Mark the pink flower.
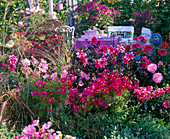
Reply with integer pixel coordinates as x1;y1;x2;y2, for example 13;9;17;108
153;73;163;83
38;62;48;73
99;58;107;68
142;45;153;54
163;100;169;108
70;74;76;81
147;63;157;73
76;50;87;59
144;91;151;99
25;68;30;74
8;63;16;71
158;49;167;56
51;73;57;80
42;121;52;130
78;80;84;86
23;125;36;137
9;55;17;64
21;58;31;67
158;61;163;67
2;63;6;67
127;52;134;60
61;70;68;78
62;64;70;69
157;88;165;96
137;36;147;44
43;74;50;79
131;42;141;49
117;44;125;53
91;36;97;44
32;119;39;126
80;71;87;78
146;85;153;91
47;98;54;103
166;85;170;93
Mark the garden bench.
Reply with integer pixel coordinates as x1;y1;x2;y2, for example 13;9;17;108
108;26;134;44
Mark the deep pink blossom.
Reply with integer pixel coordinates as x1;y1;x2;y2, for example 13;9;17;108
158;49;167;56
163;100;169;108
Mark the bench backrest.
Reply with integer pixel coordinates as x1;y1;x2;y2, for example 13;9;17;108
108;26;134;44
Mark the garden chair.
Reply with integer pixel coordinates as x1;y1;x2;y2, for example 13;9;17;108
108;26;134;44
55;25;75;47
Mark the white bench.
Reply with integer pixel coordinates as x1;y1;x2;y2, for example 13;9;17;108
108;26;134;44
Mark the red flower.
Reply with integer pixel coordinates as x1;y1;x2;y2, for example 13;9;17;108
142;45;153;54
125;45;130;52
165;35;169;39
91;36;97;44
158;49;167;56
160;42;169;48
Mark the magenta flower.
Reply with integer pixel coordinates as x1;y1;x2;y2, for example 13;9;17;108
47;98;54;103
2;63;6;67
9;55;17;64
147;63;157;73
8;63;16;71
153;73;163;83
144;91;151;99
163;100;169;108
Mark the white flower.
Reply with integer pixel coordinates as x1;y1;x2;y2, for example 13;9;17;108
4;40;15;48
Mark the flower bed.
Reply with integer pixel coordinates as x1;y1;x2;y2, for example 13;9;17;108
0;3;169;139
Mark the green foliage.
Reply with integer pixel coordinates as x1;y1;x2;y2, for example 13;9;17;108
103;0;169;38
105;116;169;139
0;0;26;37
0;124;20;138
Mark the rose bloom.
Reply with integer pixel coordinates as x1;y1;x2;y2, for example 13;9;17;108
153;73;163;83
142;45;153;54
163;100;169;108
158;49;167;56
147;63;157;73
